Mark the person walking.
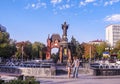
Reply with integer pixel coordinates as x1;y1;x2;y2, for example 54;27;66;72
72;56;80;78
66;59;72;78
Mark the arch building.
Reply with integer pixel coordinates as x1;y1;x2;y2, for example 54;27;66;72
46;22;71;63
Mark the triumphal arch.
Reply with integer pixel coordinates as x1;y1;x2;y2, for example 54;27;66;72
46;22;71;63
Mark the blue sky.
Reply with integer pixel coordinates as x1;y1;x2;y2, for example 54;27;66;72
0;0;120;44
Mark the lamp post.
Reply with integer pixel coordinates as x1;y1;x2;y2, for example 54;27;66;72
21;45;24;62
89;45;92;63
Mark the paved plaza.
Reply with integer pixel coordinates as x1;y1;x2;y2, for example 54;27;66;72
1;73;120;84
36;74;120;84
38;78;120;84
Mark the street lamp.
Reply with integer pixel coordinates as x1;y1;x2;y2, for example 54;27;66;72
89;45;92;63
21;46;24;62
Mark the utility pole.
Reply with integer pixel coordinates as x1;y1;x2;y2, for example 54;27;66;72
89;45;91;63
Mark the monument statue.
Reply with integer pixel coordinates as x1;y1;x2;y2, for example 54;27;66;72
62;22;68;41
62;22;68;36
46;22;71;63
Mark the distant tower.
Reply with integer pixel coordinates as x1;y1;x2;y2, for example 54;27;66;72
62;22;68;42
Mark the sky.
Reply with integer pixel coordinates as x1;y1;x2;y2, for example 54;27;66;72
0;0;120;45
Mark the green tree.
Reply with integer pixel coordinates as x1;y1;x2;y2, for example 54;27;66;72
114;40;120;60
15;42;25;60
117;50;120;60
95;42;107;59
82;43;91;60
113;40;120;54
0;25;16;59
115;40;120;49
32;42;45;60
0;31;9;43
76;42;84;59
69;36;84;59
23;41;32;60
15;41;33;61
70;36;76;55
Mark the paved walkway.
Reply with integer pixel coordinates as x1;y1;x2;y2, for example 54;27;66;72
1;71;120;84
36;74;120;84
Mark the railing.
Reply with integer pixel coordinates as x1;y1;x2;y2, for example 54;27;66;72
91;61;120;76
0;62;56;77
91;63;120;69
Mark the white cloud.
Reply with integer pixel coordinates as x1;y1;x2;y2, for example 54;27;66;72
51;0;62;4
104;2;109;6
104;0;120;6
104;14;120;22
80;1;86;6
80;0;96;6
59;4;70;10
65;4;70;8
32;4;35;8
85;0;95;3
35;2;46;9
25;1;47;9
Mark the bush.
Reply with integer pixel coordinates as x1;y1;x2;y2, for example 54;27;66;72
1;77;40;84
0;79;4;84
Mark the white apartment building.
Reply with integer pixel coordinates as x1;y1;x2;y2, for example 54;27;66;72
106;24;120;47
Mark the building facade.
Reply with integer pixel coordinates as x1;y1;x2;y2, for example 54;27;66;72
106;24;120;47
88;39;104;45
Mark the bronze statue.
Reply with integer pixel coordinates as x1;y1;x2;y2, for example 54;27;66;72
62;22;68;36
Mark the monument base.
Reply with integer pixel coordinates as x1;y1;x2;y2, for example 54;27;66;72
0;65;56;77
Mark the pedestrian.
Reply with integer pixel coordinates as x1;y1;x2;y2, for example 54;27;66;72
66;59;72;78
72;56;80;78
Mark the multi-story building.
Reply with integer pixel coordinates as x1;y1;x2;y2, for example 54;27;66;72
106;24;120;47
88;39;104;45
